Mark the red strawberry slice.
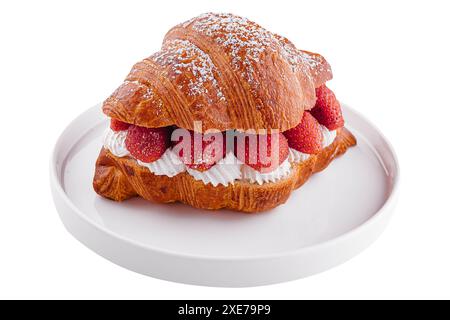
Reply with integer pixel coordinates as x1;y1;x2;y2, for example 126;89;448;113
110;118;131;132
234;132;289;173
311;85;344;130
125;125;170;163
174;130;226;172
284;111;322;154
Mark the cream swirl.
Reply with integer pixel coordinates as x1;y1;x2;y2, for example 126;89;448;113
320;125;337;148
137;149;186;177
288;127;337;163
103;126;301;186
186;152;242;187
103;129;129;157
241;158;292;185
288;148;311;163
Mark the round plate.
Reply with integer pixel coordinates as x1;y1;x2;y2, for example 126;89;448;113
50;104;399;287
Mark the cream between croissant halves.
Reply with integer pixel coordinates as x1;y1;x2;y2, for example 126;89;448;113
93;13;357;213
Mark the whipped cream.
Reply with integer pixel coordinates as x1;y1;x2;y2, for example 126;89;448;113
320;125;337;148
103;124;320;186
186;152;242;187
138;149;186;177
241;158;292;185
103;129;129;157
288;148;311;163
287;126;337;164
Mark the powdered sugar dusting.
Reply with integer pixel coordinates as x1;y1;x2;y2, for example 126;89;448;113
189;13;323;84
123;80;164;115
141;83;155;100
274;34;318;73
151;39;225;103
191;13;273;85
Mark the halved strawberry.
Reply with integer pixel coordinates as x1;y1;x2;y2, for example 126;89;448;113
311;85;344;130
174;130;226;171
125;125;170;163
284;111;322;154
234;132;289;173
110;118;131;132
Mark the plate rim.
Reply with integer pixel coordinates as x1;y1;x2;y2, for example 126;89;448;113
50;103;400;262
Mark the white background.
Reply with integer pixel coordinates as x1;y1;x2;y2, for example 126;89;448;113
1;0;449;299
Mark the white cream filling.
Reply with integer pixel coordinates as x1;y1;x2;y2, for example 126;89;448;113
103;129;129;157
241;158;292;185
320;125;337;148
287;126;337;164
137;149;186;177
288;148;311;163
104;128;186;177
103;124;338;186
186;152;242;187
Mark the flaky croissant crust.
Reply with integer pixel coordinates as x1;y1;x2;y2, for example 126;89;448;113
102;13;332;132
93;128;356;213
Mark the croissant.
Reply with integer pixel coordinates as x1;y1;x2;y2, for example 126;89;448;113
93;13;356;213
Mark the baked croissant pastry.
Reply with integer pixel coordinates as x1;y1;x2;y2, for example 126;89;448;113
93;13;357;213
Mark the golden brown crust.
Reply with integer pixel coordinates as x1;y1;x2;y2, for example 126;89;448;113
102;13;332;132
93;128;356;213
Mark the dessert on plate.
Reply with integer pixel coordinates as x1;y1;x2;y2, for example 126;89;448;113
93;13;356;213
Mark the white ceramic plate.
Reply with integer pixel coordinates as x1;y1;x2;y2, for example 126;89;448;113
50;104;399;287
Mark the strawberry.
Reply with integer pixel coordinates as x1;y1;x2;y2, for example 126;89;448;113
311;85;344;130
284;111;322;154
110;118;131;131
125;125;170;162
234;132;289;173
174;130;226;171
